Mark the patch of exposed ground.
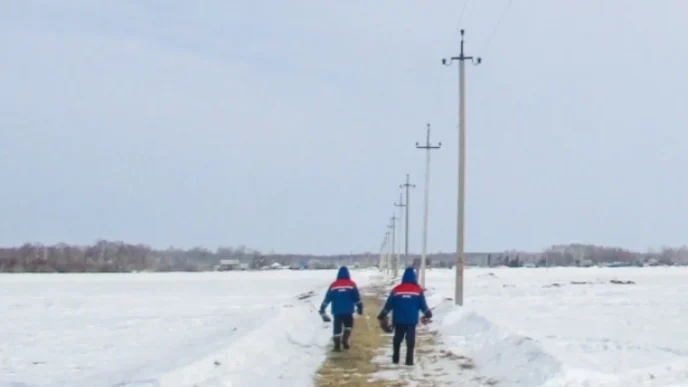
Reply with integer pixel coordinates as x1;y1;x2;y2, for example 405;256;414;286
314;285;406;386
371;325;497;386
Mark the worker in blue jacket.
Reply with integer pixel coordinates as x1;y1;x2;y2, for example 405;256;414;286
377;267;432;365
319;266;363;351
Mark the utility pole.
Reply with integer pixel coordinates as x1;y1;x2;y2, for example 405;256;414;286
399;174;415;261
386;230;393;276
388;215;397;278
394;193;405;274
384;231;390;275
416;123;441;288
379;232;388;273
442;29;481;306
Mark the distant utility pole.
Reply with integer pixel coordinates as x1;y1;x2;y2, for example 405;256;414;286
384;231;390;274
400;174;415;261
379;232;387;273
387;230;393;276
442;29;481;306
388;215;397;278
394;193;406;275
416;123;441;288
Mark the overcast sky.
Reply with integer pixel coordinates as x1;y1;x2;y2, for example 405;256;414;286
1;1;687;254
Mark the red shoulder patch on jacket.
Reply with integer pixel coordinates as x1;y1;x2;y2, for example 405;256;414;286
392;283;422;296
330;279;356;291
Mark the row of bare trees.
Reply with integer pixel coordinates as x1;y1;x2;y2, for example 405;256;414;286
1;241;687;273
0;241;372;273
0;241;265;273
538;244;688;266
399;244;688;268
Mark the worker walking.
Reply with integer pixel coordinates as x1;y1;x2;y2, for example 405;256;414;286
377;267;432;365
319;266;363;351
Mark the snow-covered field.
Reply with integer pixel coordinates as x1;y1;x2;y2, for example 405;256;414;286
0;269;377;387
425;267;688;387
3;267;687;387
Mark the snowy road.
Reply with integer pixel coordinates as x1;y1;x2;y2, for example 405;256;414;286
0;269;376;387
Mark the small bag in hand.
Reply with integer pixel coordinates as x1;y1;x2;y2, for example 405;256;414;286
378;315;394;333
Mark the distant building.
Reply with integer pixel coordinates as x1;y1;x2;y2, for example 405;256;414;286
411;257;432;269
307;259;325;269
270;262;289;270
216;259;241;271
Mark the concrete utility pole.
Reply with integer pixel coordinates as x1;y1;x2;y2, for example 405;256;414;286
442;29;481;306
394;193;405;275
416;123;441;288
377;233;387;271
384;231;390;275
379;232;388;273
387;230;393;276
388;215;397;278
399;174;415;261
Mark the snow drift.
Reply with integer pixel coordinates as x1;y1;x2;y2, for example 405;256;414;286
423;267;688;387
427;293;562;386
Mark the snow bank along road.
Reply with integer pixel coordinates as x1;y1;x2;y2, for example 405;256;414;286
425;267;688;387
0;269;377;387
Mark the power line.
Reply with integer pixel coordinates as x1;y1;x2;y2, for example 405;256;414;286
457;0;471;28
482;0;514;52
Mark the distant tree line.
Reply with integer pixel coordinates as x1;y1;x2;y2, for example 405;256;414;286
0;241;374;273
0;241;261;273
1;241;687;273
535;244;688;267
425;244;688;267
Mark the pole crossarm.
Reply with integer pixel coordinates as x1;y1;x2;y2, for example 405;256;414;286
441;30;482;67
416;123;442;150
394;194;406;209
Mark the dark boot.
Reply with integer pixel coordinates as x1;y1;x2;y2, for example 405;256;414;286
405;325;416;366
392;350;400;364
392;324;405;364
405;338;415;365
342;329;351;350
332;336;341;352
405;351;414;366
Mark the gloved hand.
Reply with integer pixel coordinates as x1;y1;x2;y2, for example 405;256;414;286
376;312;387;321
319;310;331;322
356;304;363;315
420;316;431;325
378;315;394;333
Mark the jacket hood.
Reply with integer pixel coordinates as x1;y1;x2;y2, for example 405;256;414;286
401;267;417;284
336;266;350;280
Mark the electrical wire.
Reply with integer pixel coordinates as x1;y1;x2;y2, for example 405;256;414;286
482;0;514;52
457;0;470;28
